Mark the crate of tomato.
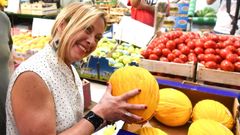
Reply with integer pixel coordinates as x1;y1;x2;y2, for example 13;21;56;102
139;31;201;79
195;33;240;88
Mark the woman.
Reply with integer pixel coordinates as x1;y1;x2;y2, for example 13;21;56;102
6;3;146;135
0;1;12;135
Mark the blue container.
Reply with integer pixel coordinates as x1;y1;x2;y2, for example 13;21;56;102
117;129;137;135
157;78;240;99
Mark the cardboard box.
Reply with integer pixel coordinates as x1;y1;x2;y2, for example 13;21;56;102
120;83;240;135
169;3;189;15
74;56;99;81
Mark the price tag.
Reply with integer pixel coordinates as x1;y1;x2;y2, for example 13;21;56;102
32;18;55;36
114;16;154;48
4;0;20;13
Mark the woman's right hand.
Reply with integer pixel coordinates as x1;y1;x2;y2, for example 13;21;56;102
91;83;147;124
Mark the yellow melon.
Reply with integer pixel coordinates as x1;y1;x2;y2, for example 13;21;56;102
188;119;233;135
137;127;168;135
109;66;159;123
192;99;234;129
154;88;192;126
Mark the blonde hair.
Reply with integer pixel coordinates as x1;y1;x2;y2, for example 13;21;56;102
0;0;6;7
50;2;106;62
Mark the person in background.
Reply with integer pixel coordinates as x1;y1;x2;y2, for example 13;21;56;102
6;2;147;135
128;0;157;26
207;0;240;35
0;0;12;134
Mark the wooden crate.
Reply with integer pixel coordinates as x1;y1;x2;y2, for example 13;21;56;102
139;59;196;79
197;65;240;87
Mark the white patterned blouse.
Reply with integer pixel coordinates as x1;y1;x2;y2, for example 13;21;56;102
6;45;84;135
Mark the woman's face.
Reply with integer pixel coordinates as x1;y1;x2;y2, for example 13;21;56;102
68;17;105;64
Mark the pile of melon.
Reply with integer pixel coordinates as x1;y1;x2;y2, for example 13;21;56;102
109;66;235;135
154;88;234;135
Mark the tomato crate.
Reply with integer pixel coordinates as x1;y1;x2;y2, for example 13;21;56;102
139;59;196;80
196;64;240;90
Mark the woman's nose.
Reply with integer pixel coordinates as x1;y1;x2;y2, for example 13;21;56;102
87;35;97;49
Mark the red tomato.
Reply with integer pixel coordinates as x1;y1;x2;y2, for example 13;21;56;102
209;34;219;42
234;62;240;72
179;54;188;63
204;54;216;62
220;60;235;71
218;35;229;42
149;54;159;60
152;47;162;56
201;36;209;43
141;49;151;59
177;43;186;50
226;53;238;63
173;58;184;63
228;36;236;42
164;33;174;40
216;42;223;49
179;35;188;42
223;40;234;47
180;46;191;55
156;43;166;50
205;61;218;69
167;53;176;61
162;48;171;57
172;49;182;57
195;39;204;48
225;45;236;53
204;48;216;54
200;61;205;65
187;41;195;49
215;48;220;54
215;55;222;64
147;43;156;50
158;37;168;44
175;31;183;37
237;48;240;55
237;56;240;62
166;40;176;50
220;49;232;59
204;40;216;49
188;55;198;62
234;40;240;48
174;38;183;45
188;52;197;57
159;57;169;62
185;38;191;44
194;47;204;55
197;54;205;61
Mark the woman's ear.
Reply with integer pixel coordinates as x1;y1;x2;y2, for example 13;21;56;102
58;20;67;33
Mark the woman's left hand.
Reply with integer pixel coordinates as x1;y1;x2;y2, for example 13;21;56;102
91;83;147;124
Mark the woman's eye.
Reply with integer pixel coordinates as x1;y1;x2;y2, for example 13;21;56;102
95;35;103;42
85;26;93;34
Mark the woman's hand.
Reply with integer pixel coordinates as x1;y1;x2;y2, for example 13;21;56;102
91;83;147;124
